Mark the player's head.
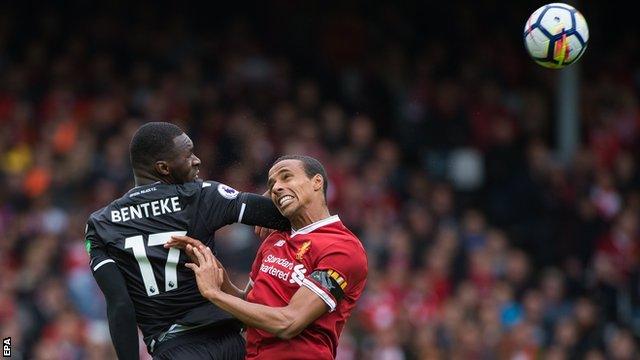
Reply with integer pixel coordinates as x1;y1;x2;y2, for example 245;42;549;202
130;122;201;184
267;155;328;218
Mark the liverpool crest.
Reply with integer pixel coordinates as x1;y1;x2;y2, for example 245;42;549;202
296;241;311;260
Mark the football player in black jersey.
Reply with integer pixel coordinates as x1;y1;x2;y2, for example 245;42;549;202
86;122;289;359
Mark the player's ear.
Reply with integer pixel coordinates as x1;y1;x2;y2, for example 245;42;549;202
312;174;323;193
155;160;171;176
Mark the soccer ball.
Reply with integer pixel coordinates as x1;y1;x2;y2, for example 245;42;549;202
523;3;589;69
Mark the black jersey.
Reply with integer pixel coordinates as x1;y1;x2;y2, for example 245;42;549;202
85;180;285;349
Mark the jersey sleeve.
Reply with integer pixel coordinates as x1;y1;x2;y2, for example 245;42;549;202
302;239;368;312
197;181;289;231
87;218;139;359
86;219;116;273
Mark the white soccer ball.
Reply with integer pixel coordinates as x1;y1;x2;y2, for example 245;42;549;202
523;3;589;69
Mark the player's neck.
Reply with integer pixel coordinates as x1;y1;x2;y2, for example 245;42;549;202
290;205;331;231
134;173;164;187
133;168;173;187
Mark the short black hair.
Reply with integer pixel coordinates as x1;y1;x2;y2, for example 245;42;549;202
273;155;328;198
130;122;184;169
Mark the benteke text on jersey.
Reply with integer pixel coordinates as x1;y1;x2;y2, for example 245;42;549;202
111;197;182;222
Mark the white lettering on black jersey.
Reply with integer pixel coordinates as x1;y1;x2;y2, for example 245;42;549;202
110;196;182;222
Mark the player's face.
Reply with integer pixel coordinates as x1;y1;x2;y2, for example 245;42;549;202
168;133;201;183
267;160;319;218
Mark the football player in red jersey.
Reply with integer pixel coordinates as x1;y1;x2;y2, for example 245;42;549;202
167;155;368;359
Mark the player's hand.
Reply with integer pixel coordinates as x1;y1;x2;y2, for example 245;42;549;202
185;246;225;300
165;235;207;265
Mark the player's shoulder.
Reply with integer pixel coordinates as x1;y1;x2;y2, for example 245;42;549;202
334;226;366;258
184;180;242;200
85;200;118;241
323;221;368;272
145;180;229;202
87;200;117;224
309;218;365;252
182;180;217;190
320;219;362;243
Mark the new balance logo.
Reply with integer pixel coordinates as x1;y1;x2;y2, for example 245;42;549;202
274;240;286;247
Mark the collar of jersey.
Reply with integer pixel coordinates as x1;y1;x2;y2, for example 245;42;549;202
290;215;340;238
130;181;161;190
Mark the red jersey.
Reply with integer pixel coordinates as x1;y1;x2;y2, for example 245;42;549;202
246;215;368;359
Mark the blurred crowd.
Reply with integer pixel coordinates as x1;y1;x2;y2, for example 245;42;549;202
1;2;639;359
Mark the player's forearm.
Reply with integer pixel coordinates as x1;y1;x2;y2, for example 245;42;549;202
220;274;246;299
106;301;140;360
205;290;294;338
239;193;290;231
93;264;140;360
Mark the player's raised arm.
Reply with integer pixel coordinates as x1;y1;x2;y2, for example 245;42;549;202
198;181;290;231
86;222;139;360
236;192;290;230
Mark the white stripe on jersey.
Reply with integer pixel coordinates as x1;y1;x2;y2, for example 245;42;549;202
291;215;340;238
238;202;247;223
93;259;116;272
302;278;337;312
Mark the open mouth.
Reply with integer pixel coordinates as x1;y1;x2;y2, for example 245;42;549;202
278;195;295;209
